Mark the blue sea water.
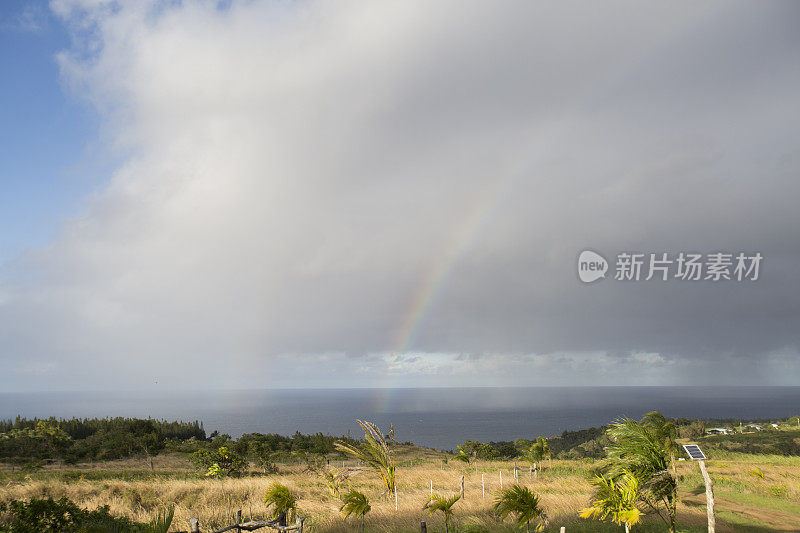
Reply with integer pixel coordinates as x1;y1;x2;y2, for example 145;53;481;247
1;387;798;450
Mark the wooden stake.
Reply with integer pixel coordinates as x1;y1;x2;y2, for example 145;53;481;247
430;479;433;495
481;473;485;499
395;486;398;511
460;475;465;498
698;460;715;533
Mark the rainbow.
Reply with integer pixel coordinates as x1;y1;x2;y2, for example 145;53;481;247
381;6;718;401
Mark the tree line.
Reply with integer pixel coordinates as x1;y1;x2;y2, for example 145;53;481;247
0;416;356;467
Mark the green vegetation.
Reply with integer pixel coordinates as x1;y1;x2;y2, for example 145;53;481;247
335;420;397;497
701;428;800;455
493;485;548;532
524;437;551;463
0;497;173;532
580;473;641;532
191;446;246;478
605;414;678;532
0;417;198;465
423;493;461;533
339;489;370;532
0;416;357;473
263;482;298;526
3;414;800;531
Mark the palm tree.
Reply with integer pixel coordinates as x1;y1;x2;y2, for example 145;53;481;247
525;437;551;464
607;416;677;533
424;493;461;533
340;489;371;532
264;482;297;526
580;472;641;532
335;420;396;497
493;484;548;532
641;411;678;478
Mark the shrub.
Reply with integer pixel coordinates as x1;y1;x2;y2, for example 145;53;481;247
0;497;135;532
191;446;246;478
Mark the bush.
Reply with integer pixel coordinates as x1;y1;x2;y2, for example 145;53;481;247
191;446;246;478
0;497;136;532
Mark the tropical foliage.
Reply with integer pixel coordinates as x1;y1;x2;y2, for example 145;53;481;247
335;420;396;496
525;437;551;463
580;472;641;532
605;413;678;532
339;489;370;532
493;484;548;532
423;493;461;533
264;482;298;525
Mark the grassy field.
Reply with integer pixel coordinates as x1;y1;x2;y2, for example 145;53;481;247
2;446;799;532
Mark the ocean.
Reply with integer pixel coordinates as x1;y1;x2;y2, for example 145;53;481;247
1;387;798;450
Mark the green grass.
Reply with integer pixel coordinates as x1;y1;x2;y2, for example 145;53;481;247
714;510;777;532
718;489;800;516
0;469;196;483
704;451;800;465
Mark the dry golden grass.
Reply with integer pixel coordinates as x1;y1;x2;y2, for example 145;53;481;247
2;455;800;531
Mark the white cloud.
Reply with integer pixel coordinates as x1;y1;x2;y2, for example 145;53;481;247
1;0;799;390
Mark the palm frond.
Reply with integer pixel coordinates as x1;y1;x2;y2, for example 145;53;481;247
335;420;396;495
264;482;297;523
493;485;547;530
340;489;371;520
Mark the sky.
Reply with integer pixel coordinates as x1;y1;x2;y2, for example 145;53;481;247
0;0;799;391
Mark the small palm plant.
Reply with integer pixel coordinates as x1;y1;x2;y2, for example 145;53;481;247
424;493;461;533
525;437;551;464
340;489;371;532
264;482;297;526
493;484;548;532
335;420;396;497
580;472;641;532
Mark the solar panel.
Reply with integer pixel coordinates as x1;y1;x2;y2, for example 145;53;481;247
682;444;706;460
